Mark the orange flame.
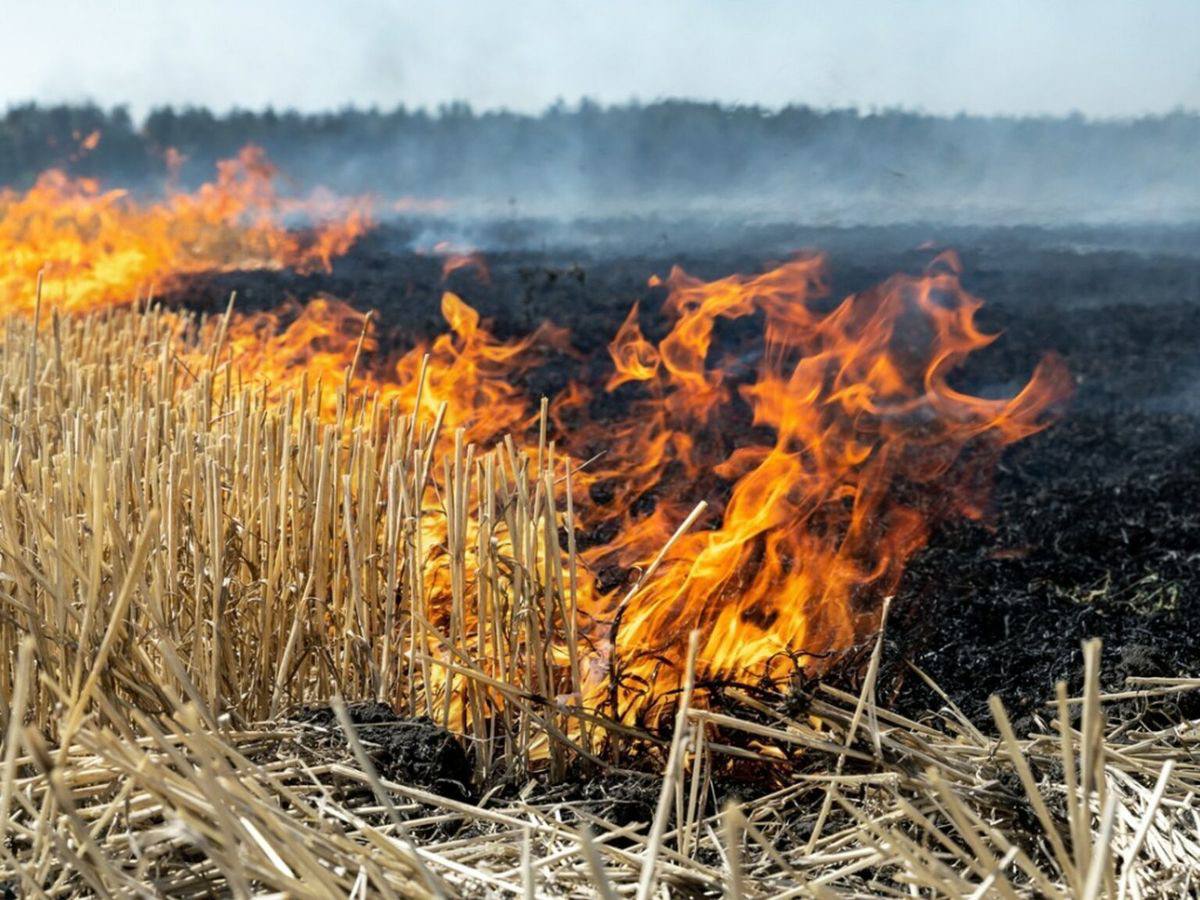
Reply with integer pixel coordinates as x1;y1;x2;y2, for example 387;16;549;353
569;252;1070;718
217;289;570;438
0;155;1071;725
0;145;370;316
432;241;492;284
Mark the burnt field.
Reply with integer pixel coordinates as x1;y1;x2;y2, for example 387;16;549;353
177;220;1200;725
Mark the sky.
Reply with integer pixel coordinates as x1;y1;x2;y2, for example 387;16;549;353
2;1;1198;119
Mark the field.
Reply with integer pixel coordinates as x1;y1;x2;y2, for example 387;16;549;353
0;205;1197;895
183;220;1200;722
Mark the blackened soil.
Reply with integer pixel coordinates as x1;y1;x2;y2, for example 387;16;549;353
890;411;1200;723
295;702;473;802
177;221;1200;726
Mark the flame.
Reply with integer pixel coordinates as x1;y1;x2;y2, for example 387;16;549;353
216;289;570;438
570;251;1071;718
67;129;102;163
432;241;492;284
209;250;1069;724
0;145;369;316
605;302;660;391
0;154;1071;726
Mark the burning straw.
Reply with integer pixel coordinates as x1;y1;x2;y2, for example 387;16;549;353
0;301;1193;896
0;152;1077;723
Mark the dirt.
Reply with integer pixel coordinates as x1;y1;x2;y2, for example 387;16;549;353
174;220;1200;734
888;413;1200;715
294;702;474;802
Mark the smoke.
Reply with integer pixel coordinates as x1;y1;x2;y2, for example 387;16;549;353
3;101;1200;230
1;2;1197;229
163;103;1200;228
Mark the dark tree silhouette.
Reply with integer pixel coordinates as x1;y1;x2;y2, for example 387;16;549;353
2;100;1196;220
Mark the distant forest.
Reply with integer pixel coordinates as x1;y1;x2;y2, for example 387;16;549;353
2;101;1198;222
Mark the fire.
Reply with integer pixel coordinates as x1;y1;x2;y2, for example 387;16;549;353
385;292;568;440
215;290;569;435
0;145;369;316
569;252;1070;718
218;249;1067;724
0;154;1071;727
432;241;492;284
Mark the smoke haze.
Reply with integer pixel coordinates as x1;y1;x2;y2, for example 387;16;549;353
4;102;1199;226
2;2;1197;226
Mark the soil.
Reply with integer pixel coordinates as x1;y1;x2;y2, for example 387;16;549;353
175;220;1200;733
294;702;474;802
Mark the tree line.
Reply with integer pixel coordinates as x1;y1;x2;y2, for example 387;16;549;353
2;100;1196;218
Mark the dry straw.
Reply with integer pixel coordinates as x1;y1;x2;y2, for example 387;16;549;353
0;305;1195;896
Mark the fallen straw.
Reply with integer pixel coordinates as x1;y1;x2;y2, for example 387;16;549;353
0;304;1195;896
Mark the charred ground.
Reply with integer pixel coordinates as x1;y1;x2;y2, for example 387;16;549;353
175;221;1200;725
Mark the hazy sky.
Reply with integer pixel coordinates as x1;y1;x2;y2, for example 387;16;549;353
3;1;1198;118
